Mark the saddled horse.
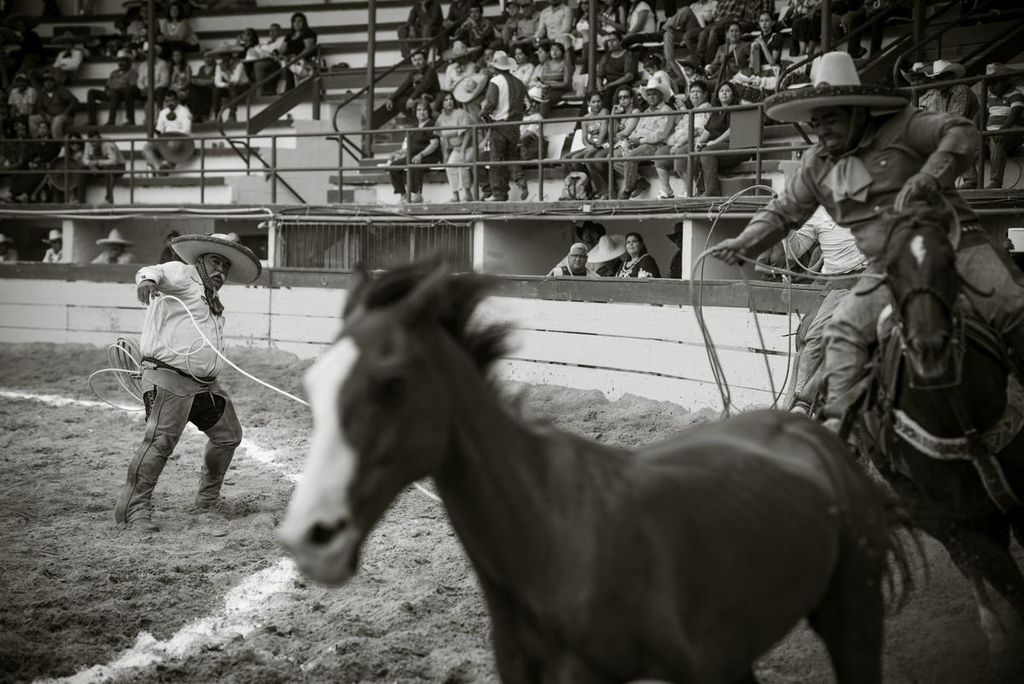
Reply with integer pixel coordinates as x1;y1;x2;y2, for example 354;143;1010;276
854;205;1024;679
278;259;913;683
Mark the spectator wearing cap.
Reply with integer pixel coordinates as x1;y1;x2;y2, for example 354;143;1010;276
587;233;627;277
435;91;473;202
914;59;979;190
533;40;571;116
41;228;62;263
158;1;200;54
509;86;546;201
667;223;683;279
87;51;138;126
601;78;674;200
548;242;599;276
92;228;135;264
984;63;1023;190
213;47;248;121
137;49;171;107
0;233;18;262
50;32;87;85
142;90;193;174
82;131;125;204
455;3;496;50
663;1;712;68
595;31;636;111
29;70;77;139
397;0;443;61
8;72;37;117
480;49;528;202
534;0;572;50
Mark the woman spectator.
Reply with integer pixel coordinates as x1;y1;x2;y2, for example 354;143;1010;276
511;45;536;87
158;2;200;54
705;23;750;85
562;91;608;182
387;99;441;203
782;0;828;58
534;40;572;116
190;51;217;122
168;48;191;104
617;232;660;277
82;131;125;204
654;79;711;198
595;31;636;110
589;85;639;198
435;91;473;202
247;23;286;95
236;28;260;82
11;118;60;203
621;0;657;48
693;81;749;196
750;11;785;72
281;12;317;90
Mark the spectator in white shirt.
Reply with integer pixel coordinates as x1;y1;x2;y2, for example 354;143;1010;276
136;51;170;106
247;23;286;95
214;50;249;121
50;32;86;85
143;91;194;174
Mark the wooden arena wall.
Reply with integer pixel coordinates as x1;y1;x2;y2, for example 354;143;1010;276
0;266;822;410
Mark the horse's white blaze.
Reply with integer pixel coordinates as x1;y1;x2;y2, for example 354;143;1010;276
281;338;361;543
910;234;927;267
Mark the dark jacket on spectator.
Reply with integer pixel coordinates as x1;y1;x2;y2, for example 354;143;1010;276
446;0;474;25
390;65;440;108
35;86;78;117
407;0;443;30
107;67;139;91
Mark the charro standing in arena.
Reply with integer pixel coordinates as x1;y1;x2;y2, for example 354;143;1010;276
114;233;262;532
712;52;1024;428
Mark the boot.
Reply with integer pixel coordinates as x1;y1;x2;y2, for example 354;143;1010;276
194;438;235;509
114;445;169;530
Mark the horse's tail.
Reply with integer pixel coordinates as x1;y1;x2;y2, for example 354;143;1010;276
878;494;925;615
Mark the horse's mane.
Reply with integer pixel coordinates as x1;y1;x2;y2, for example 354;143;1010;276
344;257;510;373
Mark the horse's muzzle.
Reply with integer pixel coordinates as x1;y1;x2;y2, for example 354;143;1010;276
905;334;954;384
277;518;362;586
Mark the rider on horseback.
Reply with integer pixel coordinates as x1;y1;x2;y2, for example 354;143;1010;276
713;52;1024;427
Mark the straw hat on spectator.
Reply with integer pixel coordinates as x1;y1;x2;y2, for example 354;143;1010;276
442;40;480;62
764;51;907;123
587;234;627;264
42;229;62;244
643;76;672;101
96;228;134;247
488;50;517;72
171;233;262;283
925;59;965;79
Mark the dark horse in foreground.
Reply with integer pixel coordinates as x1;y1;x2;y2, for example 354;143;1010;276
853;206;1024;680
278;260;912;683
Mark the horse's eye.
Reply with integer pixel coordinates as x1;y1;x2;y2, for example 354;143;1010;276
371;375;405;404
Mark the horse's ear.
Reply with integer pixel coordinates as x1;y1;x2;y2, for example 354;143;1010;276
395;259;450;323
342;265;372;319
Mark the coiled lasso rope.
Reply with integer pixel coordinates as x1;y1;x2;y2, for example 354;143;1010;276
91;293;441;503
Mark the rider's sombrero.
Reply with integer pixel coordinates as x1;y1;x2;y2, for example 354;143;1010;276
171;232;262;283
155;131;196;164
764;51;908;123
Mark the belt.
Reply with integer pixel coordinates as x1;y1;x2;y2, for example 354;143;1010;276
142;356;216;385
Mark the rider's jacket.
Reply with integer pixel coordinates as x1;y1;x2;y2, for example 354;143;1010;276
739;104;981;260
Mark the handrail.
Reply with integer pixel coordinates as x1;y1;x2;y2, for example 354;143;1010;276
958;12;1024;73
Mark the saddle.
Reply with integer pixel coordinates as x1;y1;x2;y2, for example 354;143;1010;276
859;315;1024;513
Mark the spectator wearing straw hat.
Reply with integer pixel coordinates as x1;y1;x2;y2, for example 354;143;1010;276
50;31;86;85
92;228;135;264
912;59;980;190
116;232;262;532
29;69;77;140
41;228;62;263
587;233;627;277
983;63;1023;190
480;49;528;202
143;90;194;175
86;50;138;126
0;233;18;262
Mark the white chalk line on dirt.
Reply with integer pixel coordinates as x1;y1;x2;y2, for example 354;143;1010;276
36;558;300;684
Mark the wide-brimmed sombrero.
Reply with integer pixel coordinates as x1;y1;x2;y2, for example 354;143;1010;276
156;131;196;164
587;234;627;264
453;72;488;103
172;233;262;283
441;40;480;62
96;228;134;246
764;52;907;123
42;228;62;244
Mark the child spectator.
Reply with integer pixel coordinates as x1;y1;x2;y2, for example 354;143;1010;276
509;86;546;200
435;92;473;202
29;70;77;139
563;91;608;196
639;54;674;98
8;72;37;118
190;51;217;121
82;131;125;204
397;0;443;61
214;47;248;121
142;91;193;174
87;51;138;126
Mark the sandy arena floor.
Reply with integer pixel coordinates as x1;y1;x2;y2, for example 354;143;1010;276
0;343;1017;683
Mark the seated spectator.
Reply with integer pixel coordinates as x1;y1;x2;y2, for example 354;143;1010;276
750;11;784;72
621;0;657;49
639;54;674;98
143;91;194;174
456;4;496;50
586;233;627;276
124;5;149;52
377;51;440;128
189;51;217;121
441;0;475;57
45;133;87;204
87;51;138;126
435;91;473;202
7;14;43;78
386;99;441;203
442;41;480;91
603;78;674;199
705;23;750;83
8;72;37;118
50;32;87;85
618;232;660;277
568;0;592;56
0;119;30;189
11;118;61;203
666;222;683;278
213;47;248;121
663;0;714;68
92;228;135;264
137;49;170;107
655;79;711;198
563;91;609;192
398;0;443;61
41;229;62;263
595;31;636;110
511;45;537;86
158;230;182;262
533;40;572;115
698;0;764;65
694;81;750;196
547;242;598;276
29;70;76;140
168;48;191;104
534;0;572;50
83;131;125;204
914;59;979;189
237;27;260;64
247;23;286;94
984;63;1023;190
588;86;639;197
510;86;546;200
0;234;18;262
158;2;200;54
506;0;539;50
281;12;317;90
